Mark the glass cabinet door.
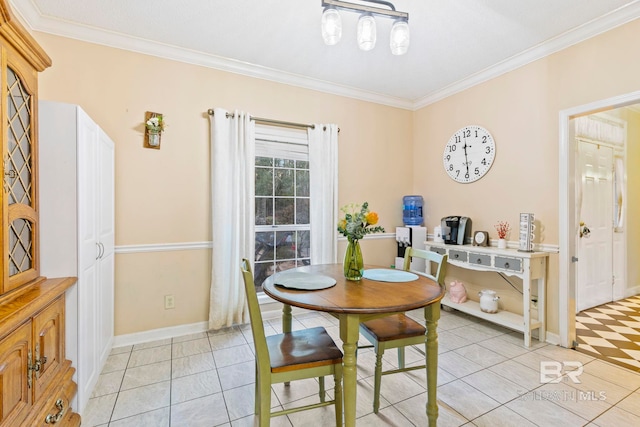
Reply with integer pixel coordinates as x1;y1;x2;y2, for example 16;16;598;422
2;65;39;292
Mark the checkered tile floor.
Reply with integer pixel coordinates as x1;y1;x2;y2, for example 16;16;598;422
576;295;640;371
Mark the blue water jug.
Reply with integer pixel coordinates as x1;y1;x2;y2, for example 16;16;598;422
403;195;423;226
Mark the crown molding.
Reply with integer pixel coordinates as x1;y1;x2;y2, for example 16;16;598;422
10;0;414;110
413;1;640;109
11;0;640;112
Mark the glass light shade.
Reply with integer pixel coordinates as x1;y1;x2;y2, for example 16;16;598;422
357;13;376;51
390;19;410;55
321;7;342;45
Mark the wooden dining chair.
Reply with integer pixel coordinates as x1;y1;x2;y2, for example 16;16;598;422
358;247;448;413
240;259;344;426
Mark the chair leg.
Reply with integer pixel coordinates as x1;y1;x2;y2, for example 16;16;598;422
254;363;259;415
373;350;384;413
258;378;271;426
334;367;343;427
319;376;326;402
398;347;406;369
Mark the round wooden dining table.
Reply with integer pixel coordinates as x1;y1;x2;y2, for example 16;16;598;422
263;264;444;427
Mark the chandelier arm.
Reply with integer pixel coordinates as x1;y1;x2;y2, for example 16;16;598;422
322;0;408;20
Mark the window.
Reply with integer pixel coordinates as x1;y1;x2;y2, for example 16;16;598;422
254;125;311;292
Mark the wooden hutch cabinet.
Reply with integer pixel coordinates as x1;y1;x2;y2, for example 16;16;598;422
0;1;80;426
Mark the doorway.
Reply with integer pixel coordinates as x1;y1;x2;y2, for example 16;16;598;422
574;113;626;313
559;90;640;349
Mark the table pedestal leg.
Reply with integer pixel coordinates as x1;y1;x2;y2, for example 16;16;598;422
339;314;360;427
425;303;440;427
282;304;292;333
283;304;292;387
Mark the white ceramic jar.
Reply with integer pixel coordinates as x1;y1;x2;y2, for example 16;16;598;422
478;289;499;313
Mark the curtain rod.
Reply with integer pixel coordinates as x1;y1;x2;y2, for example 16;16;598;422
207;109;315;130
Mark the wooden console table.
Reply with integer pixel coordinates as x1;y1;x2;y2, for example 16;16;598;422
426;241;549;347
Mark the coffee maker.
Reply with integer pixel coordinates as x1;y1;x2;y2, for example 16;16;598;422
441;216;472;245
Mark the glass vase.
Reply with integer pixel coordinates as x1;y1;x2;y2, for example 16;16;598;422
344;238;363;281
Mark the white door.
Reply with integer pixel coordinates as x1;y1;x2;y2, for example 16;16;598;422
76;107;100;408
576;140;614;312
97;128;115;366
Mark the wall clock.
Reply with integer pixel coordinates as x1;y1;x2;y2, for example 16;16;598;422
443;125;496;183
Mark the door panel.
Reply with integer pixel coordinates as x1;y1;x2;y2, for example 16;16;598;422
577;141;613;312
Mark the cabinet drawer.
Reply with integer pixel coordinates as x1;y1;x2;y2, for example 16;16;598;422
495;256;522;272
430;246;446;255
448;250;468;262
469;253;491;267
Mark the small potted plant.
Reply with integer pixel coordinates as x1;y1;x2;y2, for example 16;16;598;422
495;221;510;249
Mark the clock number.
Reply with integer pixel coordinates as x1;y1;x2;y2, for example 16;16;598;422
481;158;487;165
482;136;487;143
448;145;457;152
465;172;470;179
464;130;471;138
455;170;460;177
445;154;451;161
485;146;491;154
474;167;480;175
449;164;454;171
455;135;461;143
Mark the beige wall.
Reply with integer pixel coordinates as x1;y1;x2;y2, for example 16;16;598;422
33;17;640;338
623;108;640;290
414;19;640;333
35;33;411;335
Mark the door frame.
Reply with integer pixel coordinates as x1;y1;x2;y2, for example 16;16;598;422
559;90;638;348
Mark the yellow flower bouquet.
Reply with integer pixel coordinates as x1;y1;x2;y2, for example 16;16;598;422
337;202;385;280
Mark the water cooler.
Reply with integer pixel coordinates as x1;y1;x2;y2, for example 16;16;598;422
396;195;427;271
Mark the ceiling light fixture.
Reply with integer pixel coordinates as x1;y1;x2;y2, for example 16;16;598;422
321;0;410;55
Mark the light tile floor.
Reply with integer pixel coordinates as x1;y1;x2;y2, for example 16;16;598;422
83;308;640;426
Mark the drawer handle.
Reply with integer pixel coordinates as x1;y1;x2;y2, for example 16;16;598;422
45;399;65;424
504;262;510;268
454;254;459;259
476;258;482;264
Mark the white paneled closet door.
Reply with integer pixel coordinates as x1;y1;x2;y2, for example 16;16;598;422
97;128;115;366
38;101;115;416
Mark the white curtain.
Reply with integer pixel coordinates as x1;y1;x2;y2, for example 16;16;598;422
309;124;339;264
208;108;254;330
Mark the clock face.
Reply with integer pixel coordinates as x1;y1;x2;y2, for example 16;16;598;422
443;125;496;183
474;232;486;244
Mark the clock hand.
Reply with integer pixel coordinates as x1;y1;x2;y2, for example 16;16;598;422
463;141;470;175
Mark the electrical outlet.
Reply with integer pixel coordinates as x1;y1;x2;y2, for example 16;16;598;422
164;295;175;309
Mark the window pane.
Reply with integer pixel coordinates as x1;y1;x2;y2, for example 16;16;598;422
296;170;309;197
274;169;294;196
275;231;296;260
255;232;275;261
275;198;294;225
296;160;309;169
255;167;273;197
255;198;273;225
256;156;273;167
275;158;294;168
254;261;273;291
296;198;309;224
297;230;310;259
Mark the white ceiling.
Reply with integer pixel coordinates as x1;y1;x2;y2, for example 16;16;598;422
10;0;640;109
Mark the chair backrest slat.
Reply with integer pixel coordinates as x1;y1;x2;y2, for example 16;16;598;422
402;247;448;286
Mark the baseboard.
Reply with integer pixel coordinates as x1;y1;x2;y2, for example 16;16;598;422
112;304;311;348
113;321;209;348
545;331;561;346
624;285;640;299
